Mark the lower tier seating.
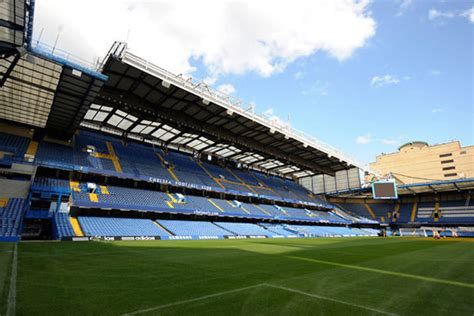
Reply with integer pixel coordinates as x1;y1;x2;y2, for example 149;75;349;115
62;215;379;239
259;223;298;236
53;212;75;239
157;220;232;237
214;222;276;237
0;198;26;237
78;216;166;237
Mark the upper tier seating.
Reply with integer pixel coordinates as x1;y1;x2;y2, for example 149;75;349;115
0;133;29;159
0;198;26;237
17;129;317;203
78;216;166;237
214;222;275;236
396;203;413;223
36;142;74;167
157;220;232;237
369;203;394;222
336;203;375;220
32;177;70;193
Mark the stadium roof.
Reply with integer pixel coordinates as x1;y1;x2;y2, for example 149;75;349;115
84;42;365;178
0;0;107;139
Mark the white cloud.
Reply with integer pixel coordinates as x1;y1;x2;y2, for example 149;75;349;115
396;0;413;16
429;9;455;20
370;74;400;87
293;71;304;80
461;7;474;23
379;135;405;145
380;138;399;145
428;70;441;76
301;80;329;96
356;134;404;145
432;107;443;113
429;7;474;23
356;134;372;144
263;107;274;117
34;0;376;78
262;107;290;127
217;83;236;95
399;0;413;10
203;76;218;85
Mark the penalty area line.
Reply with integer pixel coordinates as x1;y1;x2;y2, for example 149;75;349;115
263;283;397;315
122;283;266;315
123;282;397;316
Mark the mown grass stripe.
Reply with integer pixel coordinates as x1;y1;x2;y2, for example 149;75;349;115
122;284;266;315
123;282;397;316
265;284;397;315
287;256;474;289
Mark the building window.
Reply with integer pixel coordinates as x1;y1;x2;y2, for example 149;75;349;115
444;173;457;177
439;153;452;158
440;159;454;164
442;166;456;171
460;151;467;155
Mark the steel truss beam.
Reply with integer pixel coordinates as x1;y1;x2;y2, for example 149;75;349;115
97;87;336;175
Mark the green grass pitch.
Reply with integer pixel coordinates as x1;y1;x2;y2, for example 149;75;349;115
1;237;473;315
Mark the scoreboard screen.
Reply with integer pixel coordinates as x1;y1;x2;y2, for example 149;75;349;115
372;181;398;199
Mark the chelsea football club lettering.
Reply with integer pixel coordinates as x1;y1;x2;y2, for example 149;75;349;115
194;210;219;216
148;177;213;191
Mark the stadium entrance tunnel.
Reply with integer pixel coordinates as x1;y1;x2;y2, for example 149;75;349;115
20;218;52;240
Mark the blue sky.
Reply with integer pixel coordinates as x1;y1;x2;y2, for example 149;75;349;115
193;1;474;163
35;0;473;164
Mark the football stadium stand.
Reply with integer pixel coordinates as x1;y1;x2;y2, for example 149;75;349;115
69;181;349;224
336;195;474;225
0;17;471;242
31;129;326;205
2;121;474;241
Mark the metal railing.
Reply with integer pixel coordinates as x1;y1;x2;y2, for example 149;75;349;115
30;40;98;71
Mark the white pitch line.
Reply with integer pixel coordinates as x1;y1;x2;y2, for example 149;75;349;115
264;284;397;315
122;284;266;315
7;243;18;316
123;282;397;316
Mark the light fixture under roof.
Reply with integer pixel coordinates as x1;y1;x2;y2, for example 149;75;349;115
161;80;171;88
